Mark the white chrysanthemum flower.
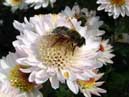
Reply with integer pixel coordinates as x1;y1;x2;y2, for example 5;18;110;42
77;73;106;97
3;0;28;12
97;39;115;65
61;4;105;39
0;80;25;97
0;80;42;97
0;52;43;97
97;0;129;19
25;0;56;9
12;14;102;94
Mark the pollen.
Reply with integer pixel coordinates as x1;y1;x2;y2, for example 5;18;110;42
9;65;35;92
78;78;96;89
63;72;69;79
111;0;125;6
37;35;76;69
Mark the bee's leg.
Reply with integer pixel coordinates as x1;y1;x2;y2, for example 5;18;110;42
64;48;67;55
50;41;58;47
64;40;69;55
64;40;71;55
50;37;63;47
72;43;76;56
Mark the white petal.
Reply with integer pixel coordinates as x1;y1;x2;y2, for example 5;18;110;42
29;71;36;82
67;80;79;94
49;76;59;89
83;91;92;97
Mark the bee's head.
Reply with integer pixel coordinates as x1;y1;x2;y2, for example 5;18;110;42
78;16;87;26
77;37;86;47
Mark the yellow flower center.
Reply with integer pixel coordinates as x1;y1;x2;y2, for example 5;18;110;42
10;0;22;6
78;78;96;89
9;65;35;92
111;0;125;6
37;35;76;69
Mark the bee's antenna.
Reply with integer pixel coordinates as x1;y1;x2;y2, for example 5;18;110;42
67;17;76;31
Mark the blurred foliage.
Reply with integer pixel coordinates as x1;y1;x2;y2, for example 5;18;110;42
0;0;129;97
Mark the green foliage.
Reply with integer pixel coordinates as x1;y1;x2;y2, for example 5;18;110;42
55;85;75;97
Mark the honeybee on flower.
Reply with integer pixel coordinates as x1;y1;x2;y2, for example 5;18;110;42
12;13;103;94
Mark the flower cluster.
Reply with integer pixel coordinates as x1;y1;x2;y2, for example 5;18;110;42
3;0;56;11
25;0;56;9
0;4;115;97
97;0;129;19
0;52;43;97
3;0;28;12
2;0;129;19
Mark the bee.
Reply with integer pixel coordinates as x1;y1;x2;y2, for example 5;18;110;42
52;26;85;47
51;26;86;55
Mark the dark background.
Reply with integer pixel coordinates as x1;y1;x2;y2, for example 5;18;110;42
0;0;129;97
